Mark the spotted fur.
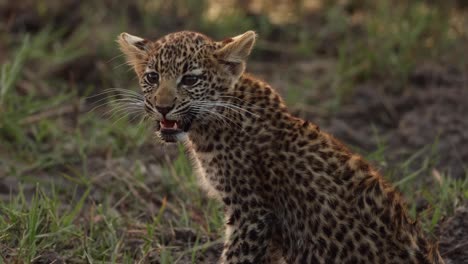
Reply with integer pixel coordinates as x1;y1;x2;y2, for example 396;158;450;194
118;30;444;264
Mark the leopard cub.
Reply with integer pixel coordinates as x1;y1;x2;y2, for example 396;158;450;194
118;30;444;264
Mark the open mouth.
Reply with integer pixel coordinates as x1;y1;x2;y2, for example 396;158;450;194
159;119;183;134
157;117;193;142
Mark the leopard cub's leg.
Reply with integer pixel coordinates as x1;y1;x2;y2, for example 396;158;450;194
220;209;276;264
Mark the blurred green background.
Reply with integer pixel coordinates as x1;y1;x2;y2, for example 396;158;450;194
0;0;467;263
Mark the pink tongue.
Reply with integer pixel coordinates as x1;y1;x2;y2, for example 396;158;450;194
161;119;176;128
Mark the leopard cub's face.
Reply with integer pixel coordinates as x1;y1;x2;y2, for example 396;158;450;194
118;31;256;142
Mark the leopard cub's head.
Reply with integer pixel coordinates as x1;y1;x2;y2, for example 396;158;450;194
118;30;256;142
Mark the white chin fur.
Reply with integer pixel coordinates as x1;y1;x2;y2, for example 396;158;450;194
175;132;189;142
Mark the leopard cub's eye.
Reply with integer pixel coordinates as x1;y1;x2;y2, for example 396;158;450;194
145;72;159;84
180;75;199;87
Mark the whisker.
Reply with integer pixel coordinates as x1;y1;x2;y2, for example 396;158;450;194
190;105;243;131
88;88;143;98
104;106;144;120
106;53;128;63
91;97;144;107
196;101;259;118
89;99;144;113
191;108;234;130
110;109;146;125
193;101;260;122
217;96;262;109
87;88;145;116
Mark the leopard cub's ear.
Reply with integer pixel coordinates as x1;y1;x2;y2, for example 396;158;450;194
117;33;151;76
215;31;256;77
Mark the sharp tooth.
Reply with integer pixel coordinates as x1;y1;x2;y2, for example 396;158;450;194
173;122;178;129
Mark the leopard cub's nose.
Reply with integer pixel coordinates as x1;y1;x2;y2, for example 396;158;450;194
155;105;174;117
